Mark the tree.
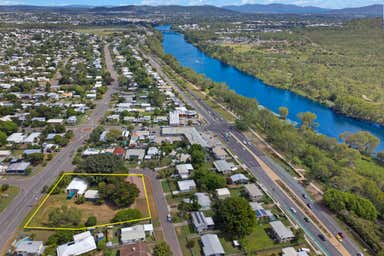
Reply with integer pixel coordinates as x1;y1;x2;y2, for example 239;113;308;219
340;131;379;155
98;178;139;208
192;168;226;191
0;131;7;146
278;106;288;120
189;144;205;167
297;112;318;129
323;189;378;221
377;151;384;165
85;216;97;227
1;184;9;192
153;242;172;256
48;206;82;227
235;118;249;131
215;197;256;238
186;239;195;249
111;209;142;222
25;153;44;165
79;154;127;173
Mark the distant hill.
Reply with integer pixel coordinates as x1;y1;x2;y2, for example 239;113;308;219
91;5;238;17
223;3;329;14
223;3;383;17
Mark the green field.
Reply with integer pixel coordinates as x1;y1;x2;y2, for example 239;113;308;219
0;186;19;213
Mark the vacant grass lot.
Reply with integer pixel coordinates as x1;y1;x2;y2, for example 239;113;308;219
0;186;19;213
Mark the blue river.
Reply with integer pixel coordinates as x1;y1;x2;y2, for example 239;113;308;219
156;25;384;152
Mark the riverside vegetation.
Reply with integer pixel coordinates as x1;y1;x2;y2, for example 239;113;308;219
181;18;384;125
146;28;384;254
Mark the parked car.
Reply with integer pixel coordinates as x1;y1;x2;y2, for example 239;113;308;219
167;214;172;223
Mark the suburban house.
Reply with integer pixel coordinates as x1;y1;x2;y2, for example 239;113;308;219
56;231;96;256
7;162;30;174
120;225;146;244
244;183;264;202
213;160;237;174
215;188;231;200
230;173;249;184
195;192;211;210
270;221;295;243
125;149;145;161
66;178;88;198
14;240;45;255
191;211;214;233
201;234;225;256
177;180;196;193
211;146;228;160
113;147;126;158
176;163;194;179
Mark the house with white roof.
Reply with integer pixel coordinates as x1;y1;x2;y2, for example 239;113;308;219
176;163;194;179
120;225;146;244
56;231;96;256
178;179;196;193
15;240;45;255
66;178;88;196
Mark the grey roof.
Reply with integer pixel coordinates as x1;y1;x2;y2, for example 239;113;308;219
191;211;214;233
201;234;225;256
15;241;45;255
8;161;30;171
161;127;208;148
120;225;145;243
244;183;263;198
195;192;211;210
213;160;235;173
270;221;295;240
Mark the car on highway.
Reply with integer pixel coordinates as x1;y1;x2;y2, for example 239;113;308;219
167;214;172;223
336;233;343;242
302;193;307;199
337;232;344;238
290;207;297;214
356;253;364;256
306;203;313;209
318;234;326;242
303;217;310;223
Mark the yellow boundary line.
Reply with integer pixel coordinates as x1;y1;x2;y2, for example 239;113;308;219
24;173;152;231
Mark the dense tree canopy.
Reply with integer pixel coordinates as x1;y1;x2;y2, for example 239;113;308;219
215;197;256;238
79;154;127;173
192;168;226;191
98;178;139;208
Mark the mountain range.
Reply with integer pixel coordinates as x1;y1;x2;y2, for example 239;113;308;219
0;3;381;17
223;3;383;16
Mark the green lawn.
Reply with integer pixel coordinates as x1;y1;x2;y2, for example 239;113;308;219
0;185;20;213
240;223;279;252
176;224;201;256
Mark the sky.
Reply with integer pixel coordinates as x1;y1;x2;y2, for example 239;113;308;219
0;0;382;9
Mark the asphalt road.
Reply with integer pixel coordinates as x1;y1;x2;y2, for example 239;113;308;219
134;168;183;256
147;54;361;256
0;44;118;253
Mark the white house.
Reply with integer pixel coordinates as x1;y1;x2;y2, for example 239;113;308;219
178;180;196;193
120;225;146;244
66;178;88;196
56;231;96;256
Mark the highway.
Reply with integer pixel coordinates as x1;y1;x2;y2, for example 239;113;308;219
147;53;362;256
0;44;119;253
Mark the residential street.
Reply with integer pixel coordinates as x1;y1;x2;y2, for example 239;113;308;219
135;168;183;256
0;44;118;253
